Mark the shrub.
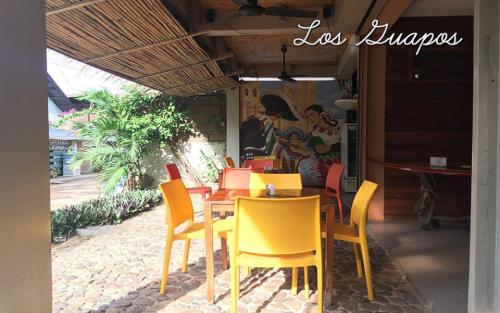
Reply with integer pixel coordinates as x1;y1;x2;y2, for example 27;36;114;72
51;189;162;242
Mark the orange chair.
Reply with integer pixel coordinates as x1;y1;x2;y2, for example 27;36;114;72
224;157;236;168
159;179;232;294
229;196;323;313
242;159;274;170
295;181;378;300
324;163;345;224
164;163;212;199
222;167;263;189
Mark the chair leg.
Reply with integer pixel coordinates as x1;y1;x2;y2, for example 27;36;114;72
236;266;241;300
182;239;190;273
231;265;238;313
317;263;323;313
360;235;374;300
291;267;298;295
337;196;344;224
304;266;309;299
160;236;174;294
353;243;363;278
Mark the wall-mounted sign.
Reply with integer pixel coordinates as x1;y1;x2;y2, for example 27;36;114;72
294;19;463;55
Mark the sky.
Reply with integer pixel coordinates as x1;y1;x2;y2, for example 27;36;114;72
46;49;137;97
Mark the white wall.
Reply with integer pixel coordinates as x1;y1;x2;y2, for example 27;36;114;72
48;97;62;122
0;2;51;312
226;87;240;166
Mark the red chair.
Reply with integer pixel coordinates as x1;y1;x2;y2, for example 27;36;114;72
222;167;263;189
242;159;274;170
324;163;345;224
164;163;212;199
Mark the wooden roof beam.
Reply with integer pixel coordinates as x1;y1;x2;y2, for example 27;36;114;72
136;52;234;81
46;0;108;16
85;31;208;63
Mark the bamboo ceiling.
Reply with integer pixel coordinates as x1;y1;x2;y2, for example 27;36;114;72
45;0;238;96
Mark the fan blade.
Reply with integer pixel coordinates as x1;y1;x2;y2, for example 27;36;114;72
231;0;251;6
289;74;308;78
264;7;318;18
279;72;296;82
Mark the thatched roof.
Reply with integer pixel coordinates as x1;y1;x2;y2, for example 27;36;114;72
45;0;238;96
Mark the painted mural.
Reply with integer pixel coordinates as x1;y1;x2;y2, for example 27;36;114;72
239;81;351;186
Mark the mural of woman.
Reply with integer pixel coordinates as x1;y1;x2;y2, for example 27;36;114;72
303;104;342;177
240;92;301;158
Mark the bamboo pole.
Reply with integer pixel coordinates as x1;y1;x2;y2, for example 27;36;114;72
46;0;108;16
136;53;233;81
86;31;208;63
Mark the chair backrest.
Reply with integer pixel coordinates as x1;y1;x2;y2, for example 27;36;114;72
350;180;378;228
243;159;274;169
222;167;263;189
325;163;345;192
224;157;236;168
249;173;302;189
164;163;181;180
159;179;194;231
234;196;321;255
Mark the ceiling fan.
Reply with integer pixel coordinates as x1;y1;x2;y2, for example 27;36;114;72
231;0;318;18
278;44;307;82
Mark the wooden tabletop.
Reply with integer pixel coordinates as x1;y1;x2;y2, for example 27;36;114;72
370;159;471;176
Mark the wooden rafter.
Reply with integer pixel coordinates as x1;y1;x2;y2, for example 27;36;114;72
46;0;108;16
136;53;234;81
85;31;208;63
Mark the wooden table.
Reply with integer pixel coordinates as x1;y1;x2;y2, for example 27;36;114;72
203;188;335;307
377;161;471;229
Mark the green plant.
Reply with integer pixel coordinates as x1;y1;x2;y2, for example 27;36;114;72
51;189;162;241
56;87;196;193
49;167;60;178
200;150;220;183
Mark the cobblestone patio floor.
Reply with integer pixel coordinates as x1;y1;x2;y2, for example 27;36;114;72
52;197;430;313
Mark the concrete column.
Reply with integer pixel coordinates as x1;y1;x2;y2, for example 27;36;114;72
226;87;240;166
469;0;500;312
0;2;51;312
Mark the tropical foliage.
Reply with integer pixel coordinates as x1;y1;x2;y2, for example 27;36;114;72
51;189;162;242
57;87;196;193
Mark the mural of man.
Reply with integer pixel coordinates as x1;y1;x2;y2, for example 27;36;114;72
240;92;301;157
303;104;342;177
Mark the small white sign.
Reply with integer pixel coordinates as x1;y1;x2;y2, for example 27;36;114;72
430;157;447;167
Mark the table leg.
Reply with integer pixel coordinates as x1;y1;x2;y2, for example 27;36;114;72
220;212;228;270
204;202;215;304
324;203;335;307
414;173;438;229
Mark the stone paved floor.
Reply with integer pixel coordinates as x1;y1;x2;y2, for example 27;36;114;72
52;196;430;313
50;174;100;210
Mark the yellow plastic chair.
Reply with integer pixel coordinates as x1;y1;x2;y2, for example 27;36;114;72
224;156;236;168
159;179;232;294
249;173;302;189
249;172;303;289
295;180;378;300
229;196;323;313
